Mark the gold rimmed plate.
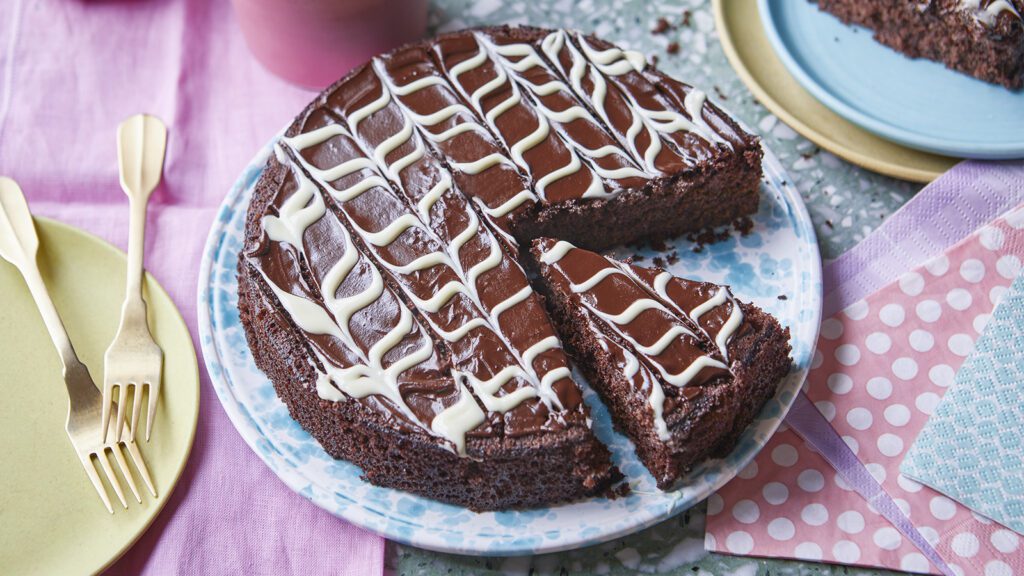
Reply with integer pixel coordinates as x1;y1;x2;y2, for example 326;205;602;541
713;0;958;183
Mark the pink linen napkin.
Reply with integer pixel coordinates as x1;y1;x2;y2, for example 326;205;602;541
0;0;384;574
706;204;1024;574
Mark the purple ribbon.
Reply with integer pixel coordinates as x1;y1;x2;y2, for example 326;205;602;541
781;160;1024;575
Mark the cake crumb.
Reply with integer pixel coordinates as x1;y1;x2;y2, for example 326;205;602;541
650;54;660;67
652;17;671;34
649;239;669;252
682;9;692;27
686;227;731;252
667;251;680;265
632;253;646;262
778;294;788;300
666;41;680;55
652;256;668;268
800;147;821;160
734;216;754;236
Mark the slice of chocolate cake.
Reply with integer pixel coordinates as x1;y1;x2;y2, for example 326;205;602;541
532;238;791;489
238;25;769;509
813;0;1024;89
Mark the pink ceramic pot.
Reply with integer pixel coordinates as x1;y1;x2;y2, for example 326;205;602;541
232;0;428;89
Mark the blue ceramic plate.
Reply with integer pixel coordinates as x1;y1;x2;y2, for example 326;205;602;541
197;130;822;555
759;0;1024;159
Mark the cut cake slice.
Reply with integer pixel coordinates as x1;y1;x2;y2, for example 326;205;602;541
532;238;791;488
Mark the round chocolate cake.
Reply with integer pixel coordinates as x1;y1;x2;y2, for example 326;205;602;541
237;25;787;510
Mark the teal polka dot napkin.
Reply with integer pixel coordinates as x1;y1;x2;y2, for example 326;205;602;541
902;271;1024;536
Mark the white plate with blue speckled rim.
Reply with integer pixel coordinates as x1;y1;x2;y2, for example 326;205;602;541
197;126;822;556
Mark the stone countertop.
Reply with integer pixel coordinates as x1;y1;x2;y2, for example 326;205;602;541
392;0;921;574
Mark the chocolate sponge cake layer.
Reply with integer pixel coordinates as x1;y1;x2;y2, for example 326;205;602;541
814;0;1024;89
238;25;773;509
532;239;791;489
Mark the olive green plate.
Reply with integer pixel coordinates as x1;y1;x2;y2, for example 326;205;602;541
713;0;958;183
0;217;199;576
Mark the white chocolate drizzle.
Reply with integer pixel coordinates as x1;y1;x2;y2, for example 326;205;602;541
540;30;729;174
475;33;650;194
256;157;487;452
444;34;611;200
649;271;744;363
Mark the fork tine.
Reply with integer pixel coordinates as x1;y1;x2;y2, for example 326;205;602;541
95;450;128;509
124;439;157;497
81;456;114;514
115;382;129;442
101;386;114;444
130;384;144;443
145;382;157;442
111;443;141;503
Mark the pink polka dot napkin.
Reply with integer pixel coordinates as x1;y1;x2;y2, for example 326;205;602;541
705;205;1024;575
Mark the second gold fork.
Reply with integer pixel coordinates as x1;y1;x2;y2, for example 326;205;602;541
102;114;167;443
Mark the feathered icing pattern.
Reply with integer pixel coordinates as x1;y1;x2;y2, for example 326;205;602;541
257;77;585;454
252;27;746;453
539;239;744;442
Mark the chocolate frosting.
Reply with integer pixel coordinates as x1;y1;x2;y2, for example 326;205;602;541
242;26;749;455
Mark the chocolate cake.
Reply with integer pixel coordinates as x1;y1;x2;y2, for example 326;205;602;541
237;25;777;510
532;239;791;489
813;0;1024;89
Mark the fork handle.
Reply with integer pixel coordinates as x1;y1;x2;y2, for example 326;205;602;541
124;194;148;308
16;253;89;380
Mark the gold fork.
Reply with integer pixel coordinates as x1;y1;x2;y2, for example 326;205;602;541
0;177;156;513
102;114;167;443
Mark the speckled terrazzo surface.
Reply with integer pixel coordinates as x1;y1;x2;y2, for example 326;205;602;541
391;0;923;573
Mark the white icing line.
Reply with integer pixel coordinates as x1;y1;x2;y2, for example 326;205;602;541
593;298;673;326
450;153;513;175
570;266;624;292
716;301;743;363
539;240;574;264
284;124;348;151
386;251;452;275
347;86;391;131
467;238;503;289
261;170;325;249
633;325;695;357
457;367;539;413
479;189;537;218
409;280;471;313
418;174;451;222
434;317;490;343
489;285;532;319
359;213;421;246
575;34;647;76
659;355;728;388
430;382;487;455
690;287;728;321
